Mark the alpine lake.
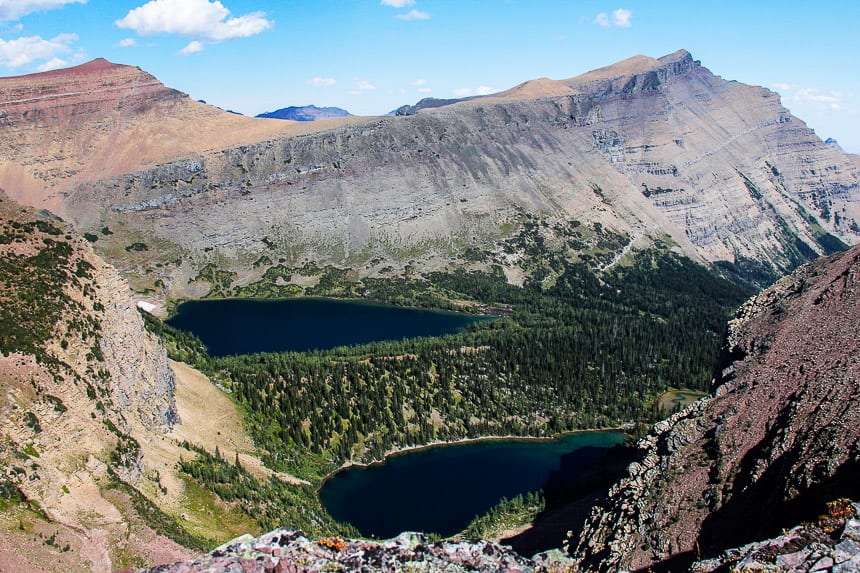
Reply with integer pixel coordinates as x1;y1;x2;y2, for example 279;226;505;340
167;297;630;539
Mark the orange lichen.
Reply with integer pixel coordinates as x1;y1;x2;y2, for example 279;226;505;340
317;537;347;552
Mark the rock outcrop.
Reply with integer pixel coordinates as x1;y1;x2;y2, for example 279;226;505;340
137;529;574;573
690;500;860;573
134;503;860;573
96;267;178;432
574;244;860;572
2;51;859;295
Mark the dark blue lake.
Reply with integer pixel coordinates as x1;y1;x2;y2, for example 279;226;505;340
318;431;626;538
166;298;492;357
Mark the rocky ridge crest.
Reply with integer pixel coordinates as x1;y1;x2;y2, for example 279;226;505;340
138;529;574;573
62;51;860;292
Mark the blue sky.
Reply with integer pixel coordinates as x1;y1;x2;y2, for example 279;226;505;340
1;0;858;152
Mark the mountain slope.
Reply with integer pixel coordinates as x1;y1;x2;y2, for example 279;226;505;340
0;192;189;570
0;59;359;217
1;51;859;296
574;243;860;572
0;193;297;570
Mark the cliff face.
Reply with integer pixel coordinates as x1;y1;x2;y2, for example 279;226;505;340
574;243;860;572
0;193;184;571
96;267;177;432
2;51;859;295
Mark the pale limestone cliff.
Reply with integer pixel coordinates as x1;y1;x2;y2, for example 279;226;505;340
95;265;177;433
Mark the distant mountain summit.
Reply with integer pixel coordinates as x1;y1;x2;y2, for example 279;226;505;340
392;97;472;116
256;105;351;121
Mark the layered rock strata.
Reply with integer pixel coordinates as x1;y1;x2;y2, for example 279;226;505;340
2;51;859;294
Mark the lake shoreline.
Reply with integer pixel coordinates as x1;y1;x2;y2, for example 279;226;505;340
317;428;630;539
167;297;496;357
322;427;630;487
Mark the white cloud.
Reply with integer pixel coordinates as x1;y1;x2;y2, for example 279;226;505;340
476;85;495;95
349;78;376;95
36;56;66;71
0;32;76;67
594;8;632;28
612;8;632;27
411;79;426;87
178;40;203;55
417;87;431;93
117;37;137;47
0;0;85;21
380;0;414;7
116;0;272;47
396;9;429;20
795;88;846;111
773;82;851;112
307;76;336;87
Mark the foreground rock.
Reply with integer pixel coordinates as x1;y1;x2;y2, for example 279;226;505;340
691;500;860;572
574;244;860;572
138;530;574;573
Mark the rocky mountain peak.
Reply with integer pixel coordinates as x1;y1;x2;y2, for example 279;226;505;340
30;57;128;77
0;56;310;216
562;48;699;96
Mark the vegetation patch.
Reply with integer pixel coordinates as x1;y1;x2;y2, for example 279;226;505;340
177;445;357;537
103;470;211;552
459;491;544;540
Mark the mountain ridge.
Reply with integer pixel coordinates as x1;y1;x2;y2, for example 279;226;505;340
2;50;859;295
1;50;860;572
